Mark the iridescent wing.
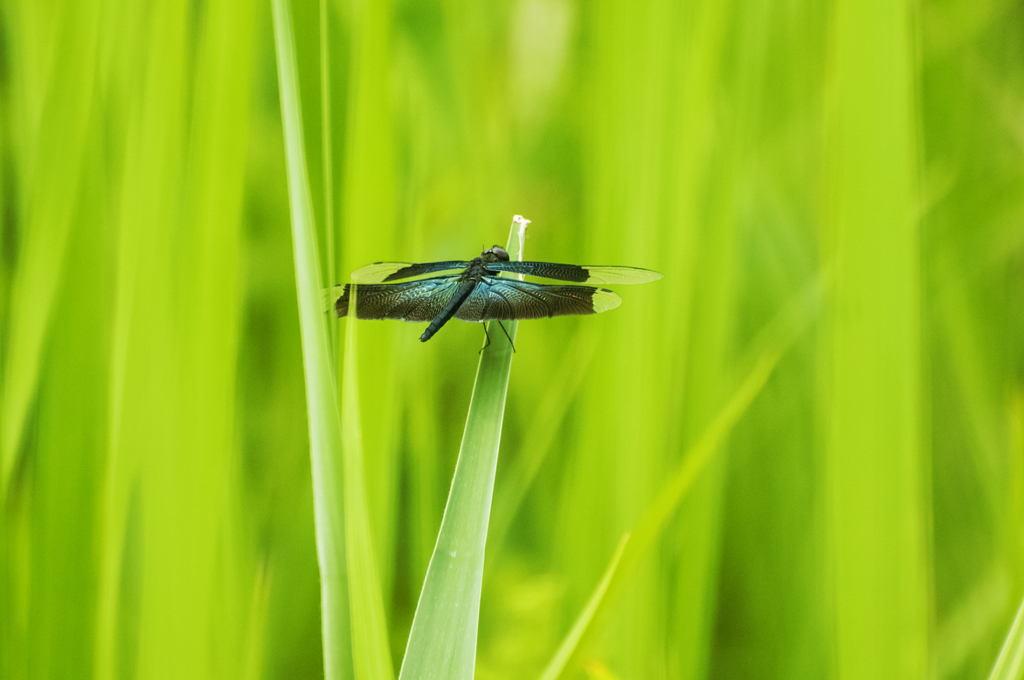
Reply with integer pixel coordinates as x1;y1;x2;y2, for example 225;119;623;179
350;261;471;283
323;276;461;321
483;261;662;285
454;278;621;321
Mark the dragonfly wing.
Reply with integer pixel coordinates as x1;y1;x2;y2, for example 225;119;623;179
351;261;470;283
484;261;662;284
325;276;461;321
455;278;621;321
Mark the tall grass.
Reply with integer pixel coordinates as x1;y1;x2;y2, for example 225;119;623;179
824;0;927;677
3;0;1024;679
273;0;353;675
0;0;101;500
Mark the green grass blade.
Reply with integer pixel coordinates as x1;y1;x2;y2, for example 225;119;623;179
824;0;928;676
95;0;191;676
272;0;352;677
339;0;399;609
319;0;336;352
989;595;1024;680
93;3;170;674
539;349;781;680
398;216;529;680
172;0;256;675
539;534;629;680
29;122;109;680
540;278;820;679
341;294;395;680
0;0;101;497
93;0;255;676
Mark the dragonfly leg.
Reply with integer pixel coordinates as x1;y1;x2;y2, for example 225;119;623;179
496;320;516;353
479;325;491;354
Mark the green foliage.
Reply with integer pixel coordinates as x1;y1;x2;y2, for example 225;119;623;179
824;1;928;677
3;0;1024;679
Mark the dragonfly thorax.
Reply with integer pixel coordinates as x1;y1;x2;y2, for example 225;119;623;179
461;257;494;283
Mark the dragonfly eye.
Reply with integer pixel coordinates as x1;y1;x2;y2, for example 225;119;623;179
487;246;509;261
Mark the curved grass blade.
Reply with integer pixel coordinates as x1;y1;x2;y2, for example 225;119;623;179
988;595;1024;680
398;216;530;680
539;350;780;680
540;278;821;680
541;534;629;680
272;0;352;676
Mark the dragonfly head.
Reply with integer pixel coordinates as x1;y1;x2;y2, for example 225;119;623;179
482;245;510;262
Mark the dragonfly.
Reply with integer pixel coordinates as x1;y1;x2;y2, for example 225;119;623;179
323;245;662;345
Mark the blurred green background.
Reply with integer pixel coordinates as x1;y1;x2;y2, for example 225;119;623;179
2;0;1024;678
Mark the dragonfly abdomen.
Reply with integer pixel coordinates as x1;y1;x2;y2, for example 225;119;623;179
420;279;477;342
